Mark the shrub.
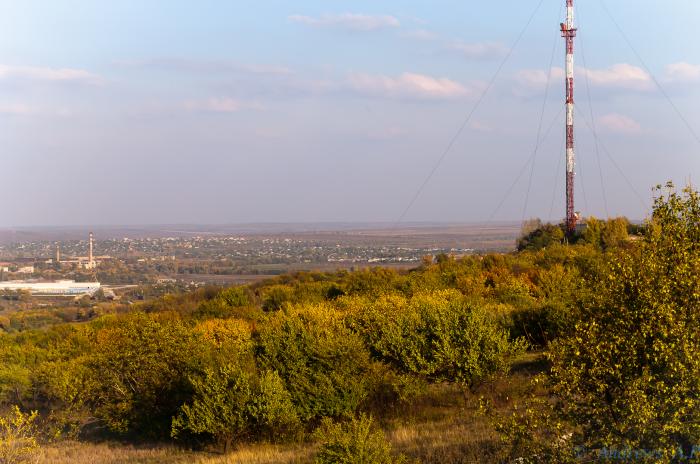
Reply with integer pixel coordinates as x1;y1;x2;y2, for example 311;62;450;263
0;406;39;464
509;301;572;347
517;223;565;251
218;286;251;308
314;414;405;464
256;305;376;422
350;291;526;391
0;316;10;332
193;319;253;354
193;287;253;319
491;377;578;464
193;299;234;319
343;268;403;297
261;286;294;312
172;364;299;452
81;313;204;438
0;365;31;406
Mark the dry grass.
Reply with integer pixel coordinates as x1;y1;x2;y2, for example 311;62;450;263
390;418;499;464
35;441;314;464
195;443;314;464
382;383;501;464
384;353;546;464
36;441;198;464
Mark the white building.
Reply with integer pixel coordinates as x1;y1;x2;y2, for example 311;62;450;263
0;280;101;296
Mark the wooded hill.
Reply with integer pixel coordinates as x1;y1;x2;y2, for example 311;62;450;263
1;183;698;464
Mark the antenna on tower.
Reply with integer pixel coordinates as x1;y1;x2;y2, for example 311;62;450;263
561;0;578;234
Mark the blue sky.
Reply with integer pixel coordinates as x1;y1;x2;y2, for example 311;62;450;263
0;0;698;226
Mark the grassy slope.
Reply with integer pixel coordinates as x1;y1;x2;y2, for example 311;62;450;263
36;353;544;464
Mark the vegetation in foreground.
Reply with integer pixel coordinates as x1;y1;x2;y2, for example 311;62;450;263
0;183;698;463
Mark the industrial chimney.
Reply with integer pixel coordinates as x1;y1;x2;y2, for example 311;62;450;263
89;232;94;269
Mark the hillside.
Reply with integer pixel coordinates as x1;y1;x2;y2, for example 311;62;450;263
0;184;698;464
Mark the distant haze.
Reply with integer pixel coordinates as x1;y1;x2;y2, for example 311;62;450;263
0;222;520;245
1;0;698;227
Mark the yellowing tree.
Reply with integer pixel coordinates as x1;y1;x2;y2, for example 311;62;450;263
0;406;38;464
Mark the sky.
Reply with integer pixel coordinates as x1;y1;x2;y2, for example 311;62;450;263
0;0;699;227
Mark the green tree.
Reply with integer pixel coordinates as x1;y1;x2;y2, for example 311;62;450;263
0;365;31;407
548;183;700;457
218;286;251;307
314;414;405;464
256;305;376;422
261;286;293;312
82;313;203;438
172;364;299;452
517;222;565;251
581;216;602;248
600;216;629;249
350;290;526;391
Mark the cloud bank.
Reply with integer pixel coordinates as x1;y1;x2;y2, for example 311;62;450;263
347;72;474;100
665;62;700;83
0;64;100;84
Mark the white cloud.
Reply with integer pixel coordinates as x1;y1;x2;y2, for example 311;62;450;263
184;98;264;113
582;63;653;91
664;62;700;83
0;65;100;84
598;113;642;134
514;64;653;95
402;31;507;61
347;72;473;100
289;13;400;32
448;41;508;60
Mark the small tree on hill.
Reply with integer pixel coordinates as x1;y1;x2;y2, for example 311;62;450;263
256;305;376;422
314;415;406;464
517;222;565;251
171;365;299;453
600;216;629;249
349;290;527;393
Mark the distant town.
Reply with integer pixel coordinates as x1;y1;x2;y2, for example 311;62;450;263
0;224;519;300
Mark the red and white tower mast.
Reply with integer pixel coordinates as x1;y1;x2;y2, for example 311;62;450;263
561;0;577;233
